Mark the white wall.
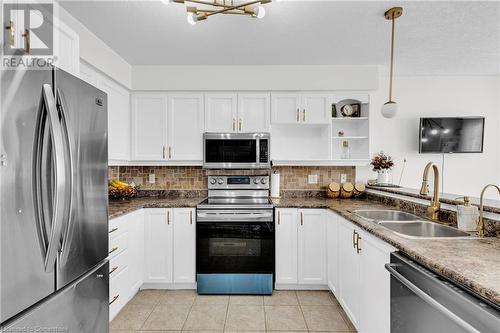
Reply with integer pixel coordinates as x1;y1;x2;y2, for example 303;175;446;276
132;65;378;91
56;4;132;88
357;75;500;199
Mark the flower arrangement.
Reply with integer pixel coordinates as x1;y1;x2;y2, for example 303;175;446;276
371;151;394;171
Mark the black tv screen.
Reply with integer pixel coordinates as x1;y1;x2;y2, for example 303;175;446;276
419;117;485;153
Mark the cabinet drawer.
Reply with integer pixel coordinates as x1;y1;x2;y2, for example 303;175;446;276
109;230;128;259
109;249;128;279
109;266;129;320
109;216;129;240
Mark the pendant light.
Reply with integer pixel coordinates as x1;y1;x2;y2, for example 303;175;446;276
381;7;403;118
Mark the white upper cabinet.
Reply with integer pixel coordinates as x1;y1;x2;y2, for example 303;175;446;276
298;209;327;285
79;62;130;163
100;77;130;162
301;93;331;124
275;209;298;285
271;93;301;124
272;92;331;125
167;93;204;161
53;19;80;76
172;208;196;284
237;93;270;132
205;93;237;132
131;93;167;161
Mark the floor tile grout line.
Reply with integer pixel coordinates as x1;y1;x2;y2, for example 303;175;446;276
179;295;195;332
222;298;230;332
296;290;310;332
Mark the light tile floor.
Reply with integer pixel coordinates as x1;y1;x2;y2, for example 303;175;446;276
110;290;356;332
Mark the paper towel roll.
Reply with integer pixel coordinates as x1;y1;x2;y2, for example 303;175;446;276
271;172;280;198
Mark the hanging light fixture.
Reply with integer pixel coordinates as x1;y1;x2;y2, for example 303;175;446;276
381;7;403;118
164;0;272;24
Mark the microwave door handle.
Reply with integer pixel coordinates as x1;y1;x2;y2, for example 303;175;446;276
385;264;480;333
35;84;68;273
55;89;74;266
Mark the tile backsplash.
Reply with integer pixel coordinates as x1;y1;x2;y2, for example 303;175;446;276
108;166;355;191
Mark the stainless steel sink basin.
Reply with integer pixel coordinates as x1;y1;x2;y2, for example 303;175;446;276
378;221;471;239
354;209;420;222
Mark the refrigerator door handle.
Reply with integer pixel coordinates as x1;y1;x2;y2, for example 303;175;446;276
55;89;74;266
33;84;69;273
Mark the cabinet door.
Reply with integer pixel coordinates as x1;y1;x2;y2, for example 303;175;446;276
128;210;144;294
271;93;301;124
298;209;327;285
337;218;360;328
100;77;130;162
359;231;393;333
144;209;173;283
172;208;196;284
275;209;298;285
301;93;331;124
131;93;167;161
167;93;204;161
327;211;339;295
53;18;80;76
205;93;237;132
237;93;270;132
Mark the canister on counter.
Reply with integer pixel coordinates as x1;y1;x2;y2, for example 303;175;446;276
326;182;341;198
340;182;354;198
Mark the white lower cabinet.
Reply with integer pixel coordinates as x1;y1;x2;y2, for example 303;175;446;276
172;208;196;284
143;208;196;287
109;210;144;321
331;213;395;333
275;208;327;288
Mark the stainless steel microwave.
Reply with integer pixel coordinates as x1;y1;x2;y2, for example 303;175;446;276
203;133;271;169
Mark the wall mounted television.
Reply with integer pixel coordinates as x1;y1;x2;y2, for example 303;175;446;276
419;117;485;153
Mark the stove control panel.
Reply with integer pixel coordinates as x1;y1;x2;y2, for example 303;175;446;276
208;175;270;190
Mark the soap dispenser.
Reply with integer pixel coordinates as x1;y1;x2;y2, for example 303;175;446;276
456;196;479;232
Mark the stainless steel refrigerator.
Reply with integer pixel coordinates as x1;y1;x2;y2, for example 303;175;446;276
0;67;109;332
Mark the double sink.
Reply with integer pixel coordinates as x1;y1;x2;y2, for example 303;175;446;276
353;210;472;239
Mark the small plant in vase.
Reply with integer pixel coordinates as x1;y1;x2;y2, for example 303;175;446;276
371;151;395;184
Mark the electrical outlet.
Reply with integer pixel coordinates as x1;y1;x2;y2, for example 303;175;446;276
308;174;318;184
148;173;155;184
340;173;347;183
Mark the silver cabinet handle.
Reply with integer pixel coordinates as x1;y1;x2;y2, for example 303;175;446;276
33;84;69;273
232;118;236;131
302;109;306;122
6;20;15;47
300;212;304;226
109;246;118;255
162;146;166;159
385;264;480;333
296;108;300;122
190;210;193;224
109;227;119;234
22;29;30;53
169;146;172;159
278;211;281;225
239;118;242;131
109;266;118;274
167;210;171;224
109;295;119;305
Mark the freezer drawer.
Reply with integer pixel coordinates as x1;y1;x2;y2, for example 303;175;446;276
1;261;109;333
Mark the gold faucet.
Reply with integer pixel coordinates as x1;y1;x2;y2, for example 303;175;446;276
419;162;440;220
478;184;500;237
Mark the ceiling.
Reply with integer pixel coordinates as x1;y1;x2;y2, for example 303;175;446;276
60;1;500;75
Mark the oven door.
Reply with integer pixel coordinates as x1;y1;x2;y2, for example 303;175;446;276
203;133;270;169
196;217;275;274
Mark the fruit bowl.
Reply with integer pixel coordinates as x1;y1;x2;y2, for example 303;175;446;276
108;179;139;200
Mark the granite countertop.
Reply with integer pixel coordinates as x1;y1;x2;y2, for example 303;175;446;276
367;185;500;214
273;197;500;307
109;195;500;307
108;196;204;219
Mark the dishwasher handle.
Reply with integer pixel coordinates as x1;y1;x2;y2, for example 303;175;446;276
385;263;480;333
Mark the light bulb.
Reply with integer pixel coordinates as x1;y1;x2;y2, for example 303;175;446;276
443;128;450;134
430;129;438;135
421;138;429;143
187;12;197;25
381;101;398;118
255;6;266;19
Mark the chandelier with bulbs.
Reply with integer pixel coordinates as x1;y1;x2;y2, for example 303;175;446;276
162;0;272;24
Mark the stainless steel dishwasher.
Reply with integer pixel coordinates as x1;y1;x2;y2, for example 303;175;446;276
386;253;500;333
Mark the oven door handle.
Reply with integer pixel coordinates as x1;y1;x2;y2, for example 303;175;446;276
197;211;273;221
385;263;480;333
